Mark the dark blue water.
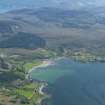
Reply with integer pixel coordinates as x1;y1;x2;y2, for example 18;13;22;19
31;58;105;105
52;59;105;105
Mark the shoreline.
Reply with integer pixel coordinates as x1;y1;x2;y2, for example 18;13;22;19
26;59;54;79
37;83;49;105
26;59;53;105
39;83;47;95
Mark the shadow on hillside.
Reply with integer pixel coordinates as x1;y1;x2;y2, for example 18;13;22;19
0;71;22;84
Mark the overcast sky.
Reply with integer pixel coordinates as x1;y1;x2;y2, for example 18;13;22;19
0;0;105;12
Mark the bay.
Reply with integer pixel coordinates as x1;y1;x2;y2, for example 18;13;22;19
31;58;105;105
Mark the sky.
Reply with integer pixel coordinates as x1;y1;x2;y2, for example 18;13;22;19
0;0;105;12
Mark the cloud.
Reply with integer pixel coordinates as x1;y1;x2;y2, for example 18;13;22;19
0;0;105;12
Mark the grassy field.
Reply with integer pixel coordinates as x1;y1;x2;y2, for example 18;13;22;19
0;82;44;105
15;82;44;104
24;60;42;72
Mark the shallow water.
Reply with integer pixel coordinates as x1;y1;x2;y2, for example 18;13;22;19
31;58;105;105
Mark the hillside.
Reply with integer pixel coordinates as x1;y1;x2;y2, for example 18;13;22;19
0;7;105;52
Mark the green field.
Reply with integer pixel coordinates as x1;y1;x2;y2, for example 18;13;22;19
15;83;43;104
24;60;42;72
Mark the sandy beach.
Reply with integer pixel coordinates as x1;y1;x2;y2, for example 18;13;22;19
26;59;54;79
30;60;53;73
